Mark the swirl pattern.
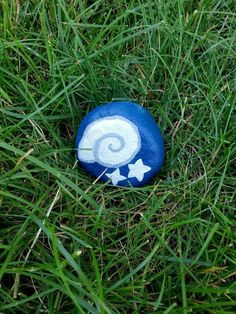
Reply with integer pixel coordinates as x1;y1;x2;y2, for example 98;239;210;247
78;116;141;168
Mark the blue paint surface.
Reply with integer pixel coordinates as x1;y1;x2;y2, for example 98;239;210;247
75;101;165;187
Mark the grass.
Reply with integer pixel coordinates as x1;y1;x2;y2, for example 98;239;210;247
0;0;235;312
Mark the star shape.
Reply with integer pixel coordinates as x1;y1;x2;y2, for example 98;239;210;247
128;159;151;182
105;169;127;186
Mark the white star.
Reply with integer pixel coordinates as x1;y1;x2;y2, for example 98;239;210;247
128;159;151;182
105;169;127;186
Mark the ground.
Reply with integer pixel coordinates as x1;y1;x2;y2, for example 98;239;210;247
0;0;236;313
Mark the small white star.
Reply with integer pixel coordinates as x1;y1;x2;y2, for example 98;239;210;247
106;169;127;186
128;159;151;182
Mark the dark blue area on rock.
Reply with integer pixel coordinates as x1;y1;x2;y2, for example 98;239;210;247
75;101;165;187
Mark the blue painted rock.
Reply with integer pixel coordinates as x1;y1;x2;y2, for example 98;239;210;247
75;101;165;187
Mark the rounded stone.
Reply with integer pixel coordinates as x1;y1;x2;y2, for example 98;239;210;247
75;101;165;187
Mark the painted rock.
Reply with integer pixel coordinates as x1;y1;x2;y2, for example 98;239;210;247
75;101;165;187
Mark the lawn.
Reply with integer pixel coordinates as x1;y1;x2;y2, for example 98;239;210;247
0;0;235;313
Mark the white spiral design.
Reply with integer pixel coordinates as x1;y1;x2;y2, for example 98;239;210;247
78;116;141;168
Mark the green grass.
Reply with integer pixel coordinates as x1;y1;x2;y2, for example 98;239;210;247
0;0;235;313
